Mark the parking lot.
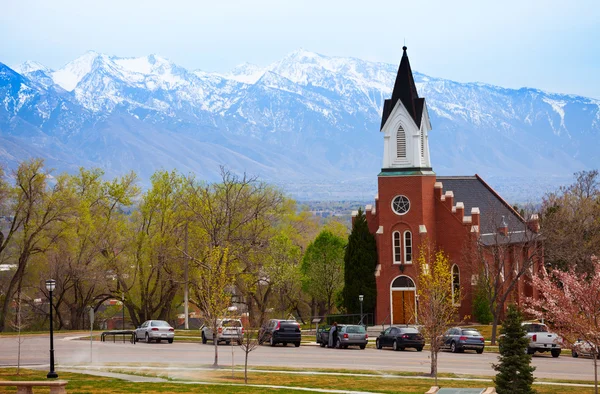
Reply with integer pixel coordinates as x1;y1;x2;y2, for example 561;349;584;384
0;333;597;382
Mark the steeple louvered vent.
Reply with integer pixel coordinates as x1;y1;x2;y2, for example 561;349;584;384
396;126;406;159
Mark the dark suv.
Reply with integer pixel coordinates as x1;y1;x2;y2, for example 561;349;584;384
260;319;301;347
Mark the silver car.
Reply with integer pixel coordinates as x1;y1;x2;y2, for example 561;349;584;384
336;325;368;349
135;320;175;343
202;318;244;345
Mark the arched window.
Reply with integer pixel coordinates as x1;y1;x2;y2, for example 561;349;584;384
393;231;401;264
396;125;406;159
404;231;412;264
391;275;415;289
420;130;425;158
452;264;460;305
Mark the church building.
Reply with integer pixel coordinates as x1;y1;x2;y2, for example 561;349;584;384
357;47;541;325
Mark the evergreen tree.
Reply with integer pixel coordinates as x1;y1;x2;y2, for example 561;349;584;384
342;208;377;323
473;279;493;325
494;304;536;394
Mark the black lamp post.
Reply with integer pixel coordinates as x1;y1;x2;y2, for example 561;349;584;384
359;294;364;326
46;279;58;379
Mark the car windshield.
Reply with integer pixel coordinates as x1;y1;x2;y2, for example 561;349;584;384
151;321;170;327
461;330;481;336
346;326;366;334
222;320;241;327
524;324;548;333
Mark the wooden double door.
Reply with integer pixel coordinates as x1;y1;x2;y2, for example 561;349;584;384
392;290;416;325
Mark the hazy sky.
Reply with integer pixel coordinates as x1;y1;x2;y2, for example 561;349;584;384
2;0;599;98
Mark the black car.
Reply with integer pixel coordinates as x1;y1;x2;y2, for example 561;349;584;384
376;326;424;351
259;319;301;347
441;327;485;354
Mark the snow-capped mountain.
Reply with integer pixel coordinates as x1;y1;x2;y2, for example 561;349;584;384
2;49;599;200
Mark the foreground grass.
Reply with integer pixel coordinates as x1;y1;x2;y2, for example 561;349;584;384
0;368;288;393
87;366;595;394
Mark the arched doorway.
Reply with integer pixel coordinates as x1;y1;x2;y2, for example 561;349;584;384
390;275;416;325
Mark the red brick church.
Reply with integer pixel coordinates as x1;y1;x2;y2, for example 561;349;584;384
357;47;541;325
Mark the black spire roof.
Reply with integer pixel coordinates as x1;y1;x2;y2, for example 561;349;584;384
380;46;425;130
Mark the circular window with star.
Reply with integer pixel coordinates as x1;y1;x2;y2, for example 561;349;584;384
391;195;410;215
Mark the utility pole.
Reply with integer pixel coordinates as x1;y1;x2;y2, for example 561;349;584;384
184;222;189;330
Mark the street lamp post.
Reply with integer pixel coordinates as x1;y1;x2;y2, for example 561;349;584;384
45;279;58;379
358;294;364;326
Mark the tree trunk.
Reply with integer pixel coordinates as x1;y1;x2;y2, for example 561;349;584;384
594;354;598;394
245;349;249;384
491;307;501;345
431;347;438;386
0;257;28;332
213;336;219;367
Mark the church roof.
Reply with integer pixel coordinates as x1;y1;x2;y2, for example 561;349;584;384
381;46;424;130
436;175;527;238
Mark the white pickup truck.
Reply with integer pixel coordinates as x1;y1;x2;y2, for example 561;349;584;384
522;322;561;357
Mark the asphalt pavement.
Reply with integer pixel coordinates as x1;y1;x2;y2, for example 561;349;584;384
0;333;595;382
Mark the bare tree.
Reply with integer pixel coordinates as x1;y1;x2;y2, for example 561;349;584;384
465;212;543;345
239;317;265;384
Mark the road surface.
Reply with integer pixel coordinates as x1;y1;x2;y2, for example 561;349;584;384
0;334;594;381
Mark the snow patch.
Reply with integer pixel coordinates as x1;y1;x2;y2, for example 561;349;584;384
52;51;99;91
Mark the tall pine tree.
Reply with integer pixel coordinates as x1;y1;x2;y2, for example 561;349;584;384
494;304;536;394
342;208;378;323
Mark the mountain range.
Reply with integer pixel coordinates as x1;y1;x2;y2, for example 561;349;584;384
1;49;599;201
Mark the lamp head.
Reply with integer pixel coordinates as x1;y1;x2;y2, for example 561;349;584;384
45;279;56;292
359;294;364;302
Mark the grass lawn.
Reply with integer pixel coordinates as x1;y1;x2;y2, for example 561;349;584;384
4;365;591;394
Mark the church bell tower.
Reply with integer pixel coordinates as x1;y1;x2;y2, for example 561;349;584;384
373;46;437;325
380;46;432;171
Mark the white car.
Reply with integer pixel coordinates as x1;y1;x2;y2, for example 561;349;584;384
135;320;175;343
202;319;244;345
572;339;600;358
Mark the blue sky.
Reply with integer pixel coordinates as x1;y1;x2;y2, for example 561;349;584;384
2;0;599;98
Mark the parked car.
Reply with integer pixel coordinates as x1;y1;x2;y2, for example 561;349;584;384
376;326;424;351
135;320;175;343
522;322;561;357
201;318;244;345
318;325;367;349
260;319;301;347
316;325;331;347
441;327;485;354
571;339;599;359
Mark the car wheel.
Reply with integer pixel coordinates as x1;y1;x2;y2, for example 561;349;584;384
201;332;207;344
572;350;579;358
376;339;382;350
283;342;288;347
476;348;484;354
450;341;457;353
393;340;399;351
270;336;276;347
157;339;161;343
416;347;423;352
551;349;561;358
145;333;150;343
168;338;173;344
359;344;366;350
294;342;300;347
526;347;535;355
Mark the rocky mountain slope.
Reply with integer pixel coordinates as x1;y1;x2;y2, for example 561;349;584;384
2;49;598;200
